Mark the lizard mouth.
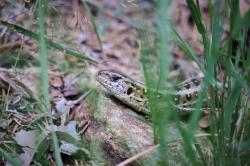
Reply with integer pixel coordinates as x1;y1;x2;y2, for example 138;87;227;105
96;70;116;89
96;71;106;86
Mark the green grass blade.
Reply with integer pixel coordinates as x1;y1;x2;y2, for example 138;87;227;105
82;0;103;50
140;1;172;164
0;148;22;166
194;142;208;166
0;20;96;63
172;27;205;72
186;0;210;66
38;0;63;165
154;1;171;164
230;0;240;34
224;80;241;138
186;0;206;35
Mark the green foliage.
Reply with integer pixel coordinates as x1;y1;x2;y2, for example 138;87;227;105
0;20;96;63
37;0;63;165
0;148;22;166
82;0;103;49
140;0;250;165
140;0;172;165
0;0;249;165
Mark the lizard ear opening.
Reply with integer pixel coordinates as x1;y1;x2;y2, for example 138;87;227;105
126;87;133;95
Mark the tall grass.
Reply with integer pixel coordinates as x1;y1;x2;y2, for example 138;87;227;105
140;0;172;165
0;0;101;164
0;0;249;165
141;0;250;165
38;0;63;165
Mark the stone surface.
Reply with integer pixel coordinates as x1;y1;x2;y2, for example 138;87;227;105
85;91;213;165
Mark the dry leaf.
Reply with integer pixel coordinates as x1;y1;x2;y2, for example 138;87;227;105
55;97;71;115
49;76;64;88
14;130;36;149
60;142;78;155
18;147;34;166
199;115;210;128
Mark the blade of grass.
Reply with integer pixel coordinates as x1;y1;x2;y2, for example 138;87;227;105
231;1;250;37
230;0;240;37
186;0;210;74
172;0;249;165
155;0;171;92
155;0;171;164
38;0;62;165
236;9;250;34
180;1;215;164
224;83;241;138
140;0;173;164
194;142;208;166
172;27;205;73
0;148;22;166
209;2;227;165
0;20;96;63
217;55;250;95
186;0;206;35
82;0;102;50
174;122;198;165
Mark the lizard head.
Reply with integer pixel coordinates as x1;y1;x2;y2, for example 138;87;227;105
96;70;149;114
96;70;135;98
96;70;207;115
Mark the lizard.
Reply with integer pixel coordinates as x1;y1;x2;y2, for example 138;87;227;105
96;70;207;115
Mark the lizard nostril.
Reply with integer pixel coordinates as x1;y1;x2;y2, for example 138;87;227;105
126;87;133;95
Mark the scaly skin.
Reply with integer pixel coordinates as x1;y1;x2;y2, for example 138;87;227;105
96;70;204;115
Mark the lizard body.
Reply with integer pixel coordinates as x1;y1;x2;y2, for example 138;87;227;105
96;70;205;115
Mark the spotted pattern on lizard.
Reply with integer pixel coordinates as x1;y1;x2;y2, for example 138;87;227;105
96;70;205;115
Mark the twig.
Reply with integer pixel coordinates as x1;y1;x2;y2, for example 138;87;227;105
116;144;159;166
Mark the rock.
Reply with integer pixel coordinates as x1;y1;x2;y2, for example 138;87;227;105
84;92;213;165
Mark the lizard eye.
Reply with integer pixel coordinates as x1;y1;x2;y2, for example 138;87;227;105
192;78;200;86
126;87;133;95
111;75;122;82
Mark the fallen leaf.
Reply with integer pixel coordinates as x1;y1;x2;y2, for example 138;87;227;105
60;142;78;155
49;76;64;88
55;97;71;115
14;130;36;149
58;121;80;140
66;121;80;140
18;147;34;166
199;115;210;128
